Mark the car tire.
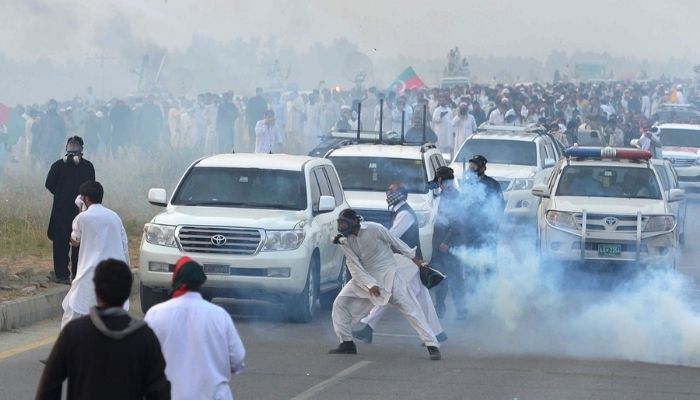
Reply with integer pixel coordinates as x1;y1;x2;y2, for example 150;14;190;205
320;257;350;310
140;283;169;314
288;258;318;323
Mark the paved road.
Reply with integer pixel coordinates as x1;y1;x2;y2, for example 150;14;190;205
2;203;700;399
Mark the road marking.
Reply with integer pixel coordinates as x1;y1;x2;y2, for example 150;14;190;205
0;336;56;361
290;360;373;400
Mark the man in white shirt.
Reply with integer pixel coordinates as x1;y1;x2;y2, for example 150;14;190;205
61;180;129;329
352;184;445;345
392;95;413;134
488;101;508;125
329;209;441;360
452;103;477;152
145;257;246;400
432;93;454;154
255;110;283;153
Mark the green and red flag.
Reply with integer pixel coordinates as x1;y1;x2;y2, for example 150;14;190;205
389;66;425;93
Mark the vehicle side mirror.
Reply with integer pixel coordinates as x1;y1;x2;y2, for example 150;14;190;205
531;184;550;198
669;188;685;203
318;195;336;213
148;188;167;207
544;158;556;168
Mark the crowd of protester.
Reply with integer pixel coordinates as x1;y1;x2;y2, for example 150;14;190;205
1;79;698;167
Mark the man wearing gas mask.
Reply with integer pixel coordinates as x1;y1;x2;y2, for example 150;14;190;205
45;136;95;284
329;209;442;360
352;184;446;345
430;166;467;319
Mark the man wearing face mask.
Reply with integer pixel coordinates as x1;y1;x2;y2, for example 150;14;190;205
45;136;95;284
460;155;504;285
430;166;467;319
329;209;441;360
352;184;446;344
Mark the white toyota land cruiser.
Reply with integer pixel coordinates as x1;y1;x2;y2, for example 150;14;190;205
532;147;683;268
139;153;349;322
451;124;564;223
323;136;446;262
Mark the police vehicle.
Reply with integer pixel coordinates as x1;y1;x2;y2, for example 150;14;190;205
532;147;683;268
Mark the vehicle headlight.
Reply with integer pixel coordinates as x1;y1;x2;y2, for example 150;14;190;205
644;216;676;232
415;211;432;228
144;223;177;247
511;178;534;191
263;230;305;251
545;210;577;231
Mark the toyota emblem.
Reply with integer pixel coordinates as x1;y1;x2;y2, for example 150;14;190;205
603;217;618;226
211;234;227;246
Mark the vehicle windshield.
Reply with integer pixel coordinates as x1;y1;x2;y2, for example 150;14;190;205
556;165;662;199
454;139;537;166
659;128;700;147
329;156;427;193
172;167;307;210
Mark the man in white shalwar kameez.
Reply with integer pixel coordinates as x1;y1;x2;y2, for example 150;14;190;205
61;181;129;329
145;257;246;400
329;209;441;360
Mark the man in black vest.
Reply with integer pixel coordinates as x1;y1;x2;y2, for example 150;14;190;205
45;136;95;284
352;183;445;344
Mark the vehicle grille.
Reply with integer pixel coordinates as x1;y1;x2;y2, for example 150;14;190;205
178;226;263;255
667;158;696;168
354;209;392;228
572;214;649;232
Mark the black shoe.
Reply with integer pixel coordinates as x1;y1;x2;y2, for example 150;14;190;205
328;341;357;354
53;277;71;285
427;346;441;361
436;332;448;343
352;324;373;344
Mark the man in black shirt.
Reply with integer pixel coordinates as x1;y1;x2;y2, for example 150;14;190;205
36;259;170;400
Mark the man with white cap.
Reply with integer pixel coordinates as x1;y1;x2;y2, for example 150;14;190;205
452;102;477;151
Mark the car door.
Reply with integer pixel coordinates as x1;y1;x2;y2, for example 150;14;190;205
321;165;346;284
311;166;339;283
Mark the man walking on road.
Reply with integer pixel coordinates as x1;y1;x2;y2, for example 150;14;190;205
36;259;171;400
61;181;129;329
45;136;95;284
145;257;246;400
329;209;441;360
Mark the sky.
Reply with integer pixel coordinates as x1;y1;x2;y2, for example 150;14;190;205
4;0;700;63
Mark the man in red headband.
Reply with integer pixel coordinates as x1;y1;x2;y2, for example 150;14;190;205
145;257;246;400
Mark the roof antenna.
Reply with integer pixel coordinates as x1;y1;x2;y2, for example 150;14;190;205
378;98;384;144
422;103;427;144
400;110;405;144
356;102;362;141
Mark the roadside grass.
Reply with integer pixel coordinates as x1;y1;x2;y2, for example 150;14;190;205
0;152;195;272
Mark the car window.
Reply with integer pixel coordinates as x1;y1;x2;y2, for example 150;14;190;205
171;167;307;210
538;141;546;168
329;156;428;193
667;163;680;189
323;166;345;206
658;128;700;147
556;165;662;199
309;170;321;212
454;139;538;166
542;138;555;161
653;164;671;190
314;168;333;197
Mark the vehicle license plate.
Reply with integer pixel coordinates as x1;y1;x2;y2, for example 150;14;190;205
203;264;230;274
597;244;622;257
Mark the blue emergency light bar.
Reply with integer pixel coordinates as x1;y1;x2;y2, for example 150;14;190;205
564;147;652;160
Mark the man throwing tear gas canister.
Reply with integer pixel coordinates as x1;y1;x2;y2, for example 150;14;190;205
329;209;442;360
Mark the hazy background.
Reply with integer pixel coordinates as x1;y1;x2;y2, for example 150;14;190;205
3;0;700;103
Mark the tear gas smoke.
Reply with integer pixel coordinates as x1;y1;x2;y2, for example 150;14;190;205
448;179;700;367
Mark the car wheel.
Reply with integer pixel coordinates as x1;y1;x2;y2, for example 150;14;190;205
288;258;318;323
320;257;350;310
140;283;168;314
